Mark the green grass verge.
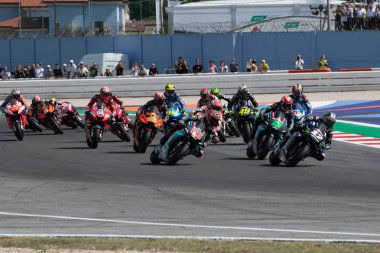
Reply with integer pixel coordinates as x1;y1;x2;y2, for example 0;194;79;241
1;238;380;253
335;121;380;138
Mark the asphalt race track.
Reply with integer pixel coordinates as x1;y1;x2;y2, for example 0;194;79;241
0;118;380;242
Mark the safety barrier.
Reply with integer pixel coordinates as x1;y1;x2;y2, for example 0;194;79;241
1;70;380;99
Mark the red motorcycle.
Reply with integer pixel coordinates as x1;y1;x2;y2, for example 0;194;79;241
58;101;85;129
112;104;131;142
2;99;27;141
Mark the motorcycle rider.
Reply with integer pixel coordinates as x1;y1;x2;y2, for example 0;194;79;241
157;107;223;162
197;88;217;108
134;92;166;139
85;86;124;133
0;88;29;128
29;95;44;118
227;84;259;111
210;87;231;103
164;83;185;113
279;112;336;161
289;83;312;115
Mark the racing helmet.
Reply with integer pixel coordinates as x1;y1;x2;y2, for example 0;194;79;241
206;109;221;126
322;112;336;127
32;95;41;104
210;99;223;111
238;84;249;94
165;83;175;96
154;92;165;105
280;95;293;111
210;87;220;96
49;97;56;105
11;88;21;99
292;83;303;98
200;88;209;101
100;86;111;101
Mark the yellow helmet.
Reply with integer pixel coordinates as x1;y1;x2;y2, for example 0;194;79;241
165;83;175;91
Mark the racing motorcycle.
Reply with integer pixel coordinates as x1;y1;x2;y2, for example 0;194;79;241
133;105;163;153
231;100;257;143
269;119;329;167
85;103;112;149
221;108;240;137
247;110;287;160
150;120;206;165
37;101;63;134
26;110;43;132
163;103;183;133
2;100;27;141
58;101;85;129
112;104;131;142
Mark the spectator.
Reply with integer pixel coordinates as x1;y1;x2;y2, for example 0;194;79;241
229;58;238;73
45;65;54;79
138;64;148;77
35;64;44;78
259;60;269;73
24;64;31;78
1;66;11;80
53;64;63;78
104;67;113;77
319;54;329;69
294;54;304;70
30;64;36;78
62;64;70;79
130;62;139;76
175;56;189;74
115;61;124;76
251;59;258;72
76;62;89;78
208;60;218;73
245;59;252;72
68;59;77;79
192;58;203;75
14;64;25;79
89;63;99;77
149;63;158;76
219;60;228;72
335;5;344;30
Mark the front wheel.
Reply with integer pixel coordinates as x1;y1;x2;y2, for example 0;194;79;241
74;115;85;129
49;117;63;134
269;149;281;165
14;122;24;141
150;148;161;164
116;122;130;142
217;130;226;143
91;127;101;149
241;123;251;144
27;117;43;132
286;145;310;167
138;130;151;153
167;139;190;166
257;135;274;160
228;120;240;137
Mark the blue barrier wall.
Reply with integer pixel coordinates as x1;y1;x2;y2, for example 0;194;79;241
1;31;380;73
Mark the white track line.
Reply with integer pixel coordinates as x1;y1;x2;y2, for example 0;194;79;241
1;211;380;238
0;234;379;243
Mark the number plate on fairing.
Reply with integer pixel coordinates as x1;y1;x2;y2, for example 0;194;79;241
190;127;203;140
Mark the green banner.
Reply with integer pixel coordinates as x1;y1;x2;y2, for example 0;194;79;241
284;21;300;29
251;15;267;22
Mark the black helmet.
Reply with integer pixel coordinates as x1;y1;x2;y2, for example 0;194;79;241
292;83;303;98
322;112;336;127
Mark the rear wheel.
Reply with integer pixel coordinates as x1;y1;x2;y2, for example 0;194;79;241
14;122;24;141
217;130;226;143
91;127;101;149
138;130;151;153
116;122;130;142
167;139;190;166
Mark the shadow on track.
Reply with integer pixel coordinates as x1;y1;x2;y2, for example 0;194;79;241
0;139;17;142
53;147;90;150
107;151;137;154
259;164;316;168
140;163;192;166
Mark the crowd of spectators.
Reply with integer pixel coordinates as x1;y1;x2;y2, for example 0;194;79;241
1;54;331;81
335;1;380;31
